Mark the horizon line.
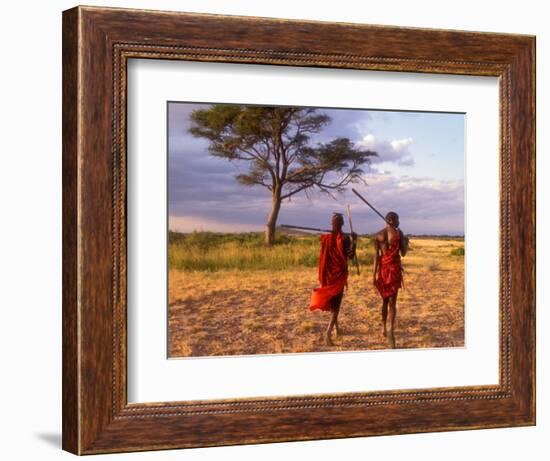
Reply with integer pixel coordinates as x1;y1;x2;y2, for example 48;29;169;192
168;228;465;237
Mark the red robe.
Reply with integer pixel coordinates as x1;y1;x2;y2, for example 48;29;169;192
376;231;403;298
309;232;349;311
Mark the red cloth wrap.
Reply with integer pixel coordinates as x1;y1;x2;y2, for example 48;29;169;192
376;231;403;298
309;232;348;311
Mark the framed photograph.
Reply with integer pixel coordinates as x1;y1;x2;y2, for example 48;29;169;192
62;5;535;455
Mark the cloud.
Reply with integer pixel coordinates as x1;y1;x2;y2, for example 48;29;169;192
169;174;465;236
359;133;415;167
391;137;413;151
167;103;463;235
169;215;264;233
316;108;371;141
351;175;464;234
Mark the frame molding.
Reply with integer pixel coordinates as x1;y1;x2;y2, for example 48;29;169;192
62;5;535;454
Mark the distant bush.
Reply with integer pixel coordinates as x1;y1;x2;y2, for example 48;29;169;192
450;247;465;256
426;260;441;271
409;234;465;241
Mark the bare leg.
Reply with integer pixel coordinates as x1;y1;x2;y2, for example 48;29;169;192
387;294;398;348
334;306;343;337
381;298;389;337
325;307;338;346
335;315;342;337
334;293;344;337
326;293;342;345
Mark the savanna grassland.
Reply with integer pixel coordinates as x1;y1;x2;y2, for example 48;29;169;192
168;231;464;357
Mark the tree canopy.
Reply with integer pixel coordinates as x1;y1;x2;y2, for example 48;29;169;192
188;105;377;244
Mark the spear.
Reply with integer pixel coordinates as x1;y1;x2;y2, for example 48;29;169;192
346;205;361;275
280;224;354;237
352;188;412;250
351;188;388;224
279;224;332;233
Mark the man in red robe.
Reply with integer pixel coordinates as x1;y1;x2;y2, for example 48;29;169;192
310;213;357;345
373;211;409;348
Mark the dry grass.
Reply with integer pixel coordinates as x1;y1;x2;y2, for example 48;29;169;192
168;237;464;357
168;230;373;271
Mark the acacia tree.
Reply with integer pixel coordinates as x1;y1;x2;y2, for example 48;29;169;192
188;105;377;245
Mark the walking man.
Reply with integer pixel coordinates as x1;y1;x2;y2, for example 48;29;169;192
373;211;408;348
310;213;357;346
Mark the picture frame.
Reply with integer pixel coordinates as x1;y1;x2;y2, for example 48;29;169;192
62;5;535;455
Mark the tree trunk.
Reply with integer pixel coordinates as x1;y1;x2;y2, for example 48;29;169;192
265;190;282;245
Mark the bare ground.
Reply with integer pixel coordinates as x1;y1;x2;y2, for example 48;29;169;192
168;238;464;357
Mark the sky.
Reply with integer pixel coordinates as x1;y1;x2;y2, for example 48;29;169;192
168;102;465;236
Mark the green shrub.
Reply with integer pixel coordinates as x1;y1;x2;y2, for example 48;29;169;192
450;247;465;256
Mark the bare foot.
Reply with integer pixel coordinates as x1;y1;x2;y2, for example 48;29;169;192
387;332;396;349
325;332;334;346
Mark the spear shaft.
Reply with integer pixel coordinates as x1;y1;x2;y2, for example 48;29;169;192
280;224;354;238
280;224;333;233
351;188;388;224
351;188;412;250
346;205;361;275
